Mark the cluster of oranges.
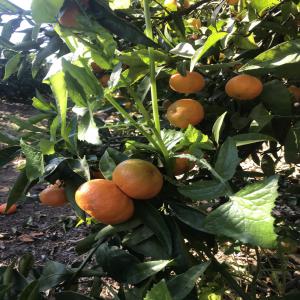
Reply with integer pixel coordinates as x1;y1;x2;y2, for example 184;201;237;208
38;159;163;225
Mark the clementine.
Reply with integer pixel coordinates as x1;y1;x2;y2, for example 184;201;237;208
288;85;300;101
225;74;263;100
166;99;205;129
173;153;195;176
91;62;103;73
169;71;205;94
99;74;110;88
112;159;163;200
0;203;17;215
58;0;89;28
39;185;68;207
75;179;134;224
227;0;239;5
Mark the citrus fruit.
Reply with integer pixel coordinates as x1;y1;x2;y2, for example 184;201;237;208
39;185;68;207
58;0;89;28
173;153;195;176
0;203;17;215
112;159;163;200
166;99;205;129
99;74;110;88
227;0;239;5
225;74;263;100
288;85;300;101
169;71;205;94
75;179;134;224
187;18;201;30
91;62;103;73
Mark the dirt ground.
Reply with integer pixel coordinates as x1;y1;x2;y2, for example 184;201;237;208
0;98;89;266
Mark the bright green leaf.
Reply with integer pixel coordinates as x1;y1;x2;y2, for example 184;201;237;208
31;0;64;23
144;280;172;300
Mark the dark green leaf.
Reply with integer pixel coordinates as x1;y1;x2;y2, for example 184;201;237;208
178;180;227;201
20;140;44;181
232;133;276;146
284;121;300;164
144;280;172;300
167;262;210;300
215;137;240;180
0;146;20;168
3;53;22;80
55;292;94;300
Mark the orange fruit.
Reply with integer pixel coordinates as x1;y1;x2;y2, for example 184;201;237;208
225;74;263;100
288;85;300;102
166;99;205;129
173;153;195;176
169;71;205;94
188;18;201;30
91;62;103;73
112;159;163;200
75;179;134;224
181;0;190;9
227;0;239;5
0;203;17;215
58;0;89;28
99;74;110;88
39;185;68;207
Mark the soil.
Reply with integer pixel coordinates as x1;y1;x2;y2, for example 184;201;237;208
0;98;89;266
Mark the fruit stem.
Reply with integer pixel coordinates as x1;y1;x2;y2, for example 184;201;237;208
143;0;161;133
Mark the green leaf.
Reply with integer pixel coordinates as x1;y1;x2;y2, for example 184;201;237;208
39;261;71;291
109;0;130;10
0;146;20;168
239;39;300;79
126;260;171;284
161;129;184;151
232;133;276;146
204;176;279;248
144;280;172;300
39;139;55;155
31;0;64;23
170;202;207;233
178;180;227;201
3;53;22;80
249;103;273;132
250;0;280;16
49;71;68;141
7;169;31;207
32;97;53;112
99;148;127;180
212;112;227;144
215;137;240;180
135;202;173;256
0;131;19;145
20;140;44;181
258;80;292;116
78;112;101;145
19;280;41;300
167;262;210;300
190;32;227;71
284;121;300;164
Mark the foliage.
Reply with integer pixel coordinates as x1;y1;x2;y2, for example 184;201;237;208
0;0;299;299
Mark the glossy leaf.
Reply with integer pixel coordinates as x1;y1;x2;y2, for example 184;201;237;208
3;53;21;80
167;262;210;300
215;137;240;180
204;176;279;248
212;112;227;144
232;133;276;146
178;180;227;201
144;280;172;300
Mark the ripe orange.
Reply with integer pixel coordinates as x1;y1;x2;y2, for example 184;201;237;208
58;0;89;28
166;99;205;129
169;71;205;94
75;179;134;224
227;0;239;5
173;153;195;176
91;62;103;73
188;18;201;30
39;185;68;207
0;203;17;215
288;85;300;101
99;74;110;88
225;74;263;100
112;159;163;200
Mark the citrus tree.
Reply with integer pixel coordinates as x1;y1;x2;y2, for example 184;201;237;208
0;0;299;299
